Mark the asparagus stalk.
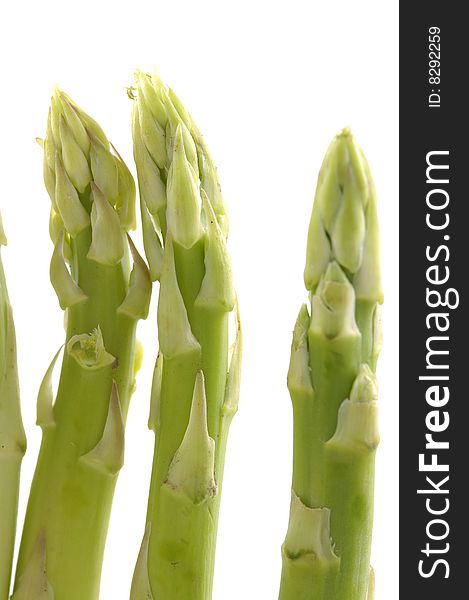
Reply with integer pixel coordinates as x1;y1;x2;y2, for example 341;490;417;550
129;71;241;600
13;90;151;600
279;129;383;600
0;212;26;600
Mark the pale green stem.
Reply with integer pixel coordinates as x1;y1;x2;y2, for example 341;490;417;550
13;91;146;600
279;129;382;600
326;447;376;600
0;245;26;600
14;227;137;600
146;241;229;600
305;331;361;507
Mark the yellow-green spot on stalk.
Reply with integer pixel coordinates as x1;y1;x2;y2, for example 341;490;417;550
13;90;151;600
0;213;26;600
279;129;383;600
130;71;240;600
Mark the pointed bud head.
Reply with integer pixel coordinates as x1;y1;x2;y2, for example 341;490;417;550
304;129;382;305
44;88;136;240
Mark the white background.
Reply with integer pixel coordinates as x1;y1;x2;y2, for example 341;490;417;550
0;1;398;598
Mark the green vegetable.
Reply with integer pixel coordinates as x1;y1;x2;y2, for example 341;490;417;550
13;90;151;600
129;71;241;600
0;212;26;600
279;129;383;600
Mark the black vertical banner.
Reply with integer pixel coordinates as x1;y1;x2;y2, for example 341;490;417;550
400;4;467;597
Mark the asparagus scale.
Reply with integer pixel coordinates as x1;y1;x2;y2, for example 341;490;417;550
129;71;241;600
279;129;383;600
0;213;26;600
12;90;151;600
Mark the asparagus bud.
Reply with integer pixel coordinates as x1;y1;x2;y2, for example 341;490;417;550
130;71;239;600
304;129;382;365
279;130;382;600
13;90;150;600
304;129;381;299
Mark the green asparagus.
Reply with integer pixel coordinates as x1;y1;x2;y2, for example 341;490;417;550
129;71;241;600
279;129;382;600
0;211;26;600
13;90;151;600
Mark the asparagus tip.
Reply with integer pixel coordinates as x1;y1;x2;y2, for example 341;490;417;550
304;129;381;304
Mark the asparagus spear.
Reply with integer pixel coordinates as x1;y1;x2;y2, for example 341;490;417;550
0;212;26;600
129;71;241;600
12;90;151;600
279;129;382;600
